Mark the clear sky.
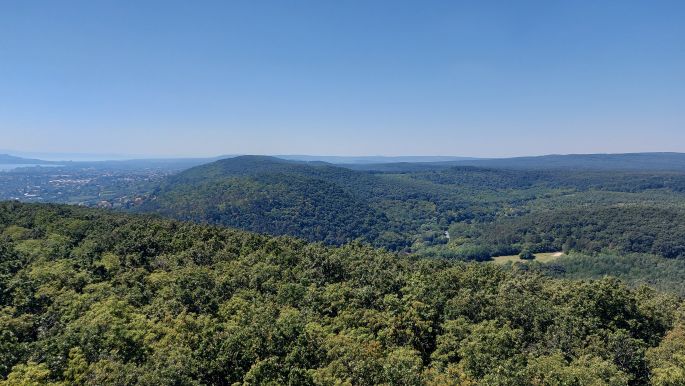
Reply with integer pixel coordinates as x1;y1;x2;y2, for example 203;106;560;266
1;0;684;158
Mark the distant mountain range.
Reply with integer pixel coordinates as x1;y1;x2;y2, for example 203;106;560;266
448;152;685;171
4;152;685;171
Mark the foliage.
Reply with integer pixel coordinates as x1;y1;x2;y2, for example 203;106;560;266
455;206;685;259
0;202;682;384
519;250;535;260
133;156;685;260
533;253;685;296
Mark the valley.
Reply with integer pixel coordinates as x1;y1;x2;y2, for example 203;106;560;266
4;153;685;263
2;153;685;384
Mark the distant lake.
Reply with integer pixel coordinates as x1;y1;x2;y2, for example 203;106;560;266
0;164;61;171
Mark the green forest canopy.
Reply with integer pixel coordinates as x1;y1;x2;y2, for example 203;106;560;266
138;156;685;259
1;202;684;385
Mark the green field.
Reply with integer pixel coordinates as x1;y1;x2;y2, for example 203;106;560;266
491;251;564;264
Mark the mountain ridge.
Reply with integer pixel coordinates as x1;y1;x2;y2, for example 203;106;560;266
0;154;55;164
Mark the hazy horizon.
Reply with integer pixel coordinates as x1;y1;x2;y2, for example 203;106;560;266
2;1;684;156
4;148;685;163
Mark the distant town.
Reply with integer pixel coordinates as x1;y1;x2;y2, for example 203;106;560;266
0;165;168;208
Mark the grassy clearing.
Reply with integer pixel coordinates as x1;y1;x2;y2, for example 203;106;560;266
491;251;564;265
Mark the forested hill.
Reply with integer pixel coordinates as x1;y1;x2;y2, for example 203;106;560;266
1;201;684;385
163;155;360;182
448;152;685;171
136;155;685;258
138;156;388;246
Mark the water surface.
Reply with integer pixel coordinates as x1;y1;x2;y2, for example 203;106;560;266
0;164;61;171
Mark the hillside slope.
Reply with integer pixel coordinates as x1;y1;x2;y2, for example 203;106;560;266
138;155;685;256
139;156;387;245
1;202;683;385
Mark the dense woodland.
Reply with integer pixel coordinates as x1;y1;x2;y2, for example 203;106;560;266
3;154;685;384
138;156;685;260
434;206;685;261
1;202;685;385
532;253;685;296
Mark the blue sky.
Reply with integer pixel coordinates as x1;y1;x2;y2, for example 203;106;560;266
1;0;683;157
